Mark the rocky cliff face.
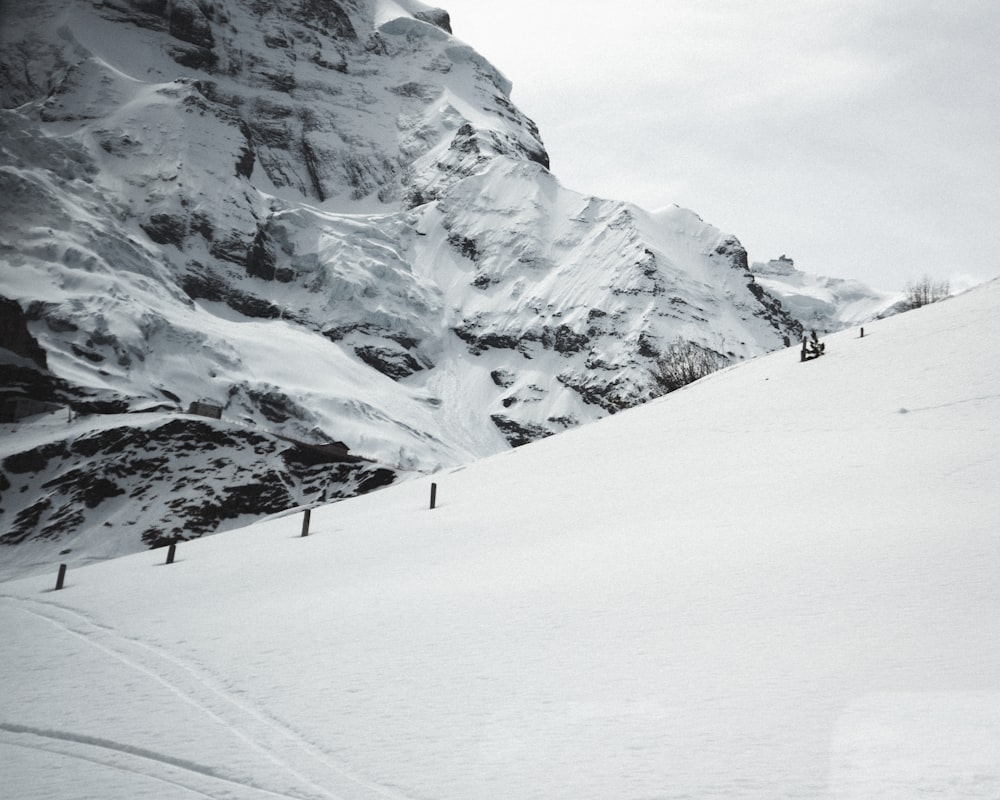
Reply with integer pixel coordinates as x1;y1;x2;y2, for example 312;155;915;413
1;0;813;576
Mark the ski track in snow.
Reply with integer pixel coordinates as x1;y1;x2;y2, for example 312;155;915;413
0;596;418;800
896;391;1000;415
0;727;263;800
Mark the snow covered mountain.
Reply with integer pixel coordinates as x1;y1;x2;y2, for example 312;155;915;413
2;277;998;800
752;255;906;334
1;0;893;572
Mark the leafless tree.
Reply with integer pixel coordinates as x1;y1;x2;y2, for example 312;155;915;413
904;275;950;310
653;339;728;394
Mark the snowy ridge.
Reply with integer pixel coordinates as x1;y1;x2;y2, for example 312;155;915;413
2;278;998;799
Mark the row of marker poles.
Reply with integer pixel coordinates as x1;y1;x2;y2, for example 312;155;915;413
54;483;441;589
55;541;177;590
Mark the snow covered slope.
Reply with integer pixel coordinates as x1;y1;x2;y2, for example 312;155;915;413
2;278;998;800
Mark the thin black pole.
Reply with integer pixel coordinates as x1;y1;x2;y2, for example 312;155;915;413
430;482;438;510
55;563;67;591
166;542;177;565
301;508;311;537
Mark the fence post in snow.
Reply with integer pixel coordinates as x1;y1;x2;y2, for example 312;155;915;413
430;482;438;510
166;542;177;565
301;508;311;537
55;563;67;591
860;327;865;338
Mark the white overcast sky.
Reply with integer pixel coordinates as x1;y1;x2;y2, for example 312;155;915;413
440;0;1000;290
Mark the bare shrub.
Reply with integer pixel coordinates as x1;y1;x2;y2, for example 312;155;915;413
904;275;950;310
653;339;728;394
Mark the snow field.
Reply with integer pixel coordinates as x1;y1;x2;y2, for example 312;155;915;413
2;279;999;799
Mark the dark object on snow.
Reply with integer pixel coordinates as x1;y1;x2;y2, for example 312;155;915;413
301;508;311;537
0;296;48;369
801;330;825;361
187;400;223;419
55;563;67;590
430;482;438;510
1;394;62;423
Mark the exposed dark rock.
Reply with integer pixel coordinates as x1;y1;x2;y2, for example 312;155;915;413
547;324;589;356
182;270;283;319
245;388;299;423
263;72;296;93
490;369;515;388
141;213;187;246
354;345;424;380
4;442;68;474
357;467;395;494
389;82;439;100
714;236;750;272
44;315;79;333
70;346;103;363
168;45;218;71
413;8;452;34
167;0;216;49
300;136;326;200
448;232;480;260
449;123;482;157
321;322;367;342
453;325;520;356
556;373;635;414
490;414;553;448
747;281;805;337
309;50;348;72
2;500;52;545
387;333;420;350
471;271;494;289
129;0;169;14
612;250;665;297
290;0;357;39
637;332;659;358
42;470;125;509
210;234;252;266
1;412;400;553
263;32;292;49
72;397;132;415
190;212;214;241
246;226;277;280
235;143;255;178
280;439;356;466
0;297;48;369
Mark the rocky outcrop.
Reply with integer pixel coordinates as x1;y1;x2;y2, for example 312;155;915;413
0;297;48;369
0;414;397;578
413;8;452;34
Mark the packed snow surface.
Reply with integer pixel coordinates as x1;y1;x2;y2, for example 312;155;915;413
2;280;999;798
